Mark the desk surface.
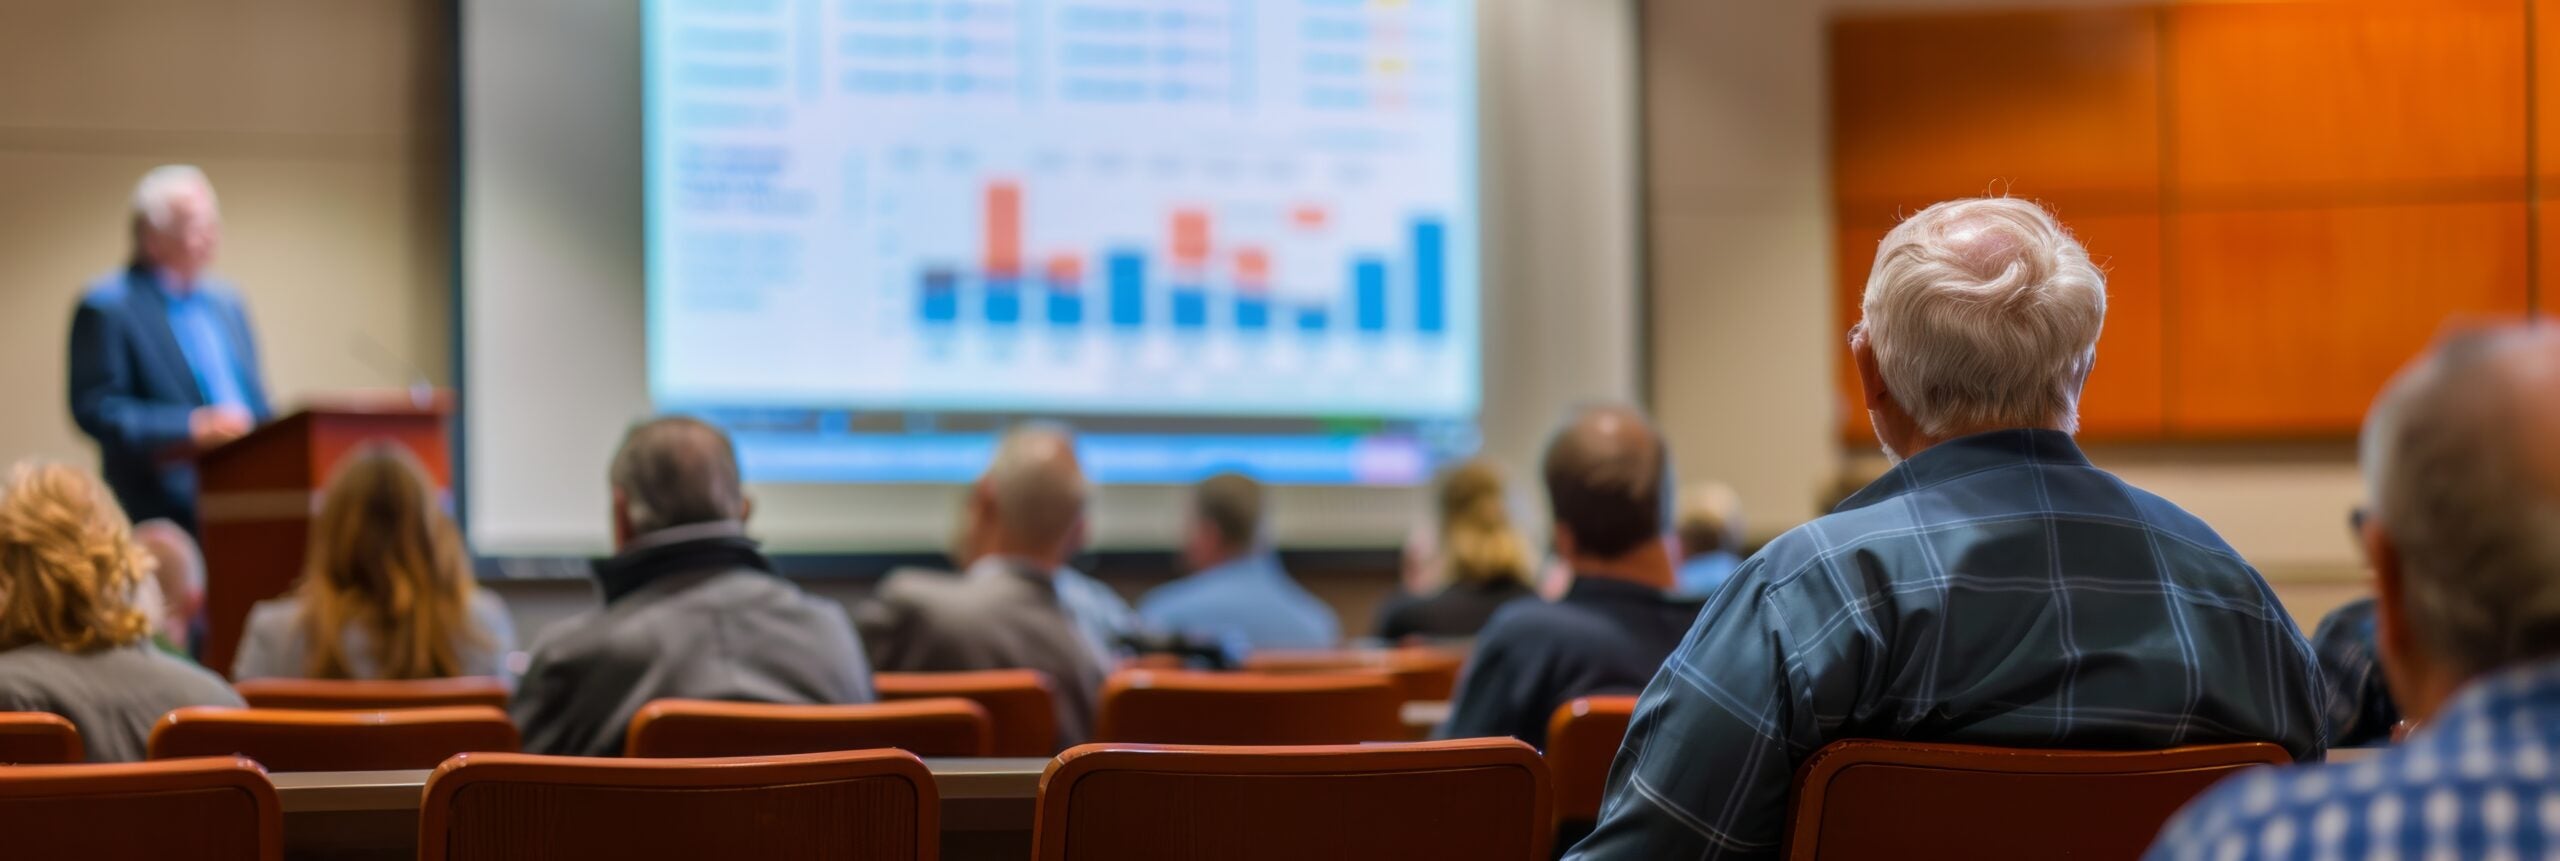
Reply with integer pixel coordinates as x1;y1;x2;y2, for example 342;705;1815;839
271;757;1052;814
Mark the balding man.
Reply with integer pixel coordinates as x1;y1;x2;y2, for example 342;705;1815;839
1569;199;2323;859
2148;325;2560;860
860;424;1112;749
512;417;874;756
1440;405;1702;752
69;166;272;532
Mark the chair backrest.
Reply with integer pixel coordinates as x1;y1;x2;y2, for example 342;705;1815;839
1035;739;1553;861
0;711;82;764
1785;739;2293;860
0;755;280;860
419;749;938;861
1545;696;1638;826
1242;647;1468;701
625;697;993;758
1096;669;1406;745
233;676;510;711
150;706;519;772
875;669;1059;757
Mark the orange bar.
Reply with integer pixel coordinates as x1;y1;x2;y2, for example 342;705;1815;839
985;180;1022;277
1172;209;1211;268
1234;247;1271;289
1045;253;1083;286
1290;205;1329;231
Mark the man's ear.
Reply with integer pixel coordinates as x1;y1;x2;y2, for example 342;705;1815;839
1852;325;1893;411
737;495;755;526
609;488;633;546
2366;517;2412;663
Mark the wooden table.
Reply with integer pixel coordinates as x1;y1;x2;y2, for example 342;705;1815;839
270;757;1048;861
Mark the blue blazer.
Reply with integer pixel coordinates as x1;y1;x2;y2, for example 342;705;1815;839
67;265;272;529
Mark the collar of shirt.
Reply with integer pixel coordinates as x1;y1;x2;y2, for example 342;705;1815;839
1834;428;2089;514
2425;657;2560;742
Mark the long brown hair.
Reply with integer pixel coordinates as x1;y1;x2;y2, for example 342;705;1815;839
1436;459;1533;588
0;463;154;653
294;446;485;679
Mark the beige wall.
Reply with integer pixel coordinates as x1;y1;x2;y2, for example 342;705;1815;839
1639;0;2369;624
0;0;451;472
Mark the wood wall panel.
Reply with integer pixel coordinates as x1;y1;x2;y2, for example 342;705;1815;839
1830;9;2162;217
2166;202;2528;436
2164;0;2526;203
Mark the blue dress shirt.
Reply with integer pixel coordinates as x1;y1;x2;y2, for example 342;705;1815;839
1676;550;1742;598
153;274;251;410
2149;658;2560;860
1566;429;2327;860
1138;554;1340;652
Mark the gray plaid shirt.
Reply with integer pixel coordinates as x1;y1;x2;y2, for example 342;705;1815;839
1567;429;2326;859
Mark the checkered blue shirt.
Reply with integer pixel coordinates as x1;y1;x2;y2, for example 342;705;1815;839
1565;429;2328;859
2149;659;2560;860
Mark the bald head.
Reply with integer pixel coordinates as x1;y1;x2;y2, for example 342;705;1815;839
2363;325;2560;681
977;424;1090;561
610;416;746;539
1542;404;1670;559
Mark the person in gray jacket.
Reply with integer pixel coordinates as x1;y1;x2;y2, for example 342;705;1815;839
511;416;873;756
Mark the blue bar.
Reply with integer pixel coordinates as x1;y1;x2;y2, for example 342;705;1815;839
1413;219;1446;334
1296;307;1328;332
1236;296;1270;330
1109;250;1146;327
922;267;959;323
985;277;1021;324
1046;282;1083;326
1172;288;1209;329
1355;257;1388;332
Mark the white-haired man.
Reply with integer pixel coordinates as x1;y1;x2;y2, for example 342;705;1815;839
859;424;1113;750
1567;198;2325;859
68;166;271;532
2147;324;2560;860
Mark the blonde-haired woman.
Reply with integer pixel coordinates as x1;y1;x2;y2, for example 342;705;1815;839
0;462;240;761
1376;459;1538;642
232;445;515;686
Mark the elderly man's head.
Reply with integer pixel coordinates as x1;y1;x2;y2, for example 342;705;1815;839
968;424;1091;570
2359;324;2560;723
1542;405;1674;573
131;165;222;284
1852;198;2106;460
608;416;749;548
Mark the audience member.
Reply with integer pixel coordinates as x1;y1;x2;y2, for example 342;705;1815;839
131;518;203;656
1376;460;1537;642
940;491;1140;667
1673;481;1743;597
232;445;516;686
1137;473;1338;652
2309;594;2399;748
1569;198;2324;859
860;424;1111;749
0;463;238;761
1441;405;1703;749
2148;325;2560;859
511;417;873;756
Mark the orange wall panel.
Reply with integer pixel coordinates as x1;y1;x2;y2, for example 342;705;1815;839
2166;202;2529;436
2165;0;2526;203
1831;8;2163;214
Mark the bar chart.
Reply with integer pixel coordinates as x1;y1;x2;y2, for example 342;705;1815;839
647;0;1478;422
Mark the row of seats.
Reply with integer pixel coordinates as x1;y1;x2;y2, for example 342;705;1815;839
0;735;2291;860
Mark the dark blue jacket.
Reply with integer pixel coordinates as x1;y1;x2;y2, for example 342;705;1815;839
67;265;271;529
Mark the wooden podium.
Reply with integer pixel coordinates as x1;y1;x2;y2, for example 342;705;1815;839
194;394;451;678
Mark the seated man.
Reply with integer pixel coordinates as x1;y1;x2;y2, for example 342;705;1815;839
1138;472;1339;652
1568;198;2324;859
1440;405;1703;749
860;424;1111;749
512;417;874;756
2149;325;2560;859
1673;481;1743;597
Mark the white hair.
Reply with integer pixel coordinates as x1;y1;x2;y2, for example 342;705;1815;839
981;423;1089;549
1859;197;2107;436
131;165;216;233
2360;326;2560;677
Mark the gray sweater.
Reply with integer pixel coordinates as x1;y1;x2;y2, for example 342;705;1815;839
0;643;241;762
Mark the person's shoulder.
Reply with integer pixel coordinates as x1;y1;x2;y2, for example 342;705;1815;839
244;596;300;625
875;565;968;604
1474;597;1594;649
139;647;244;704
75;270;138;310
2150;757;2396;860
